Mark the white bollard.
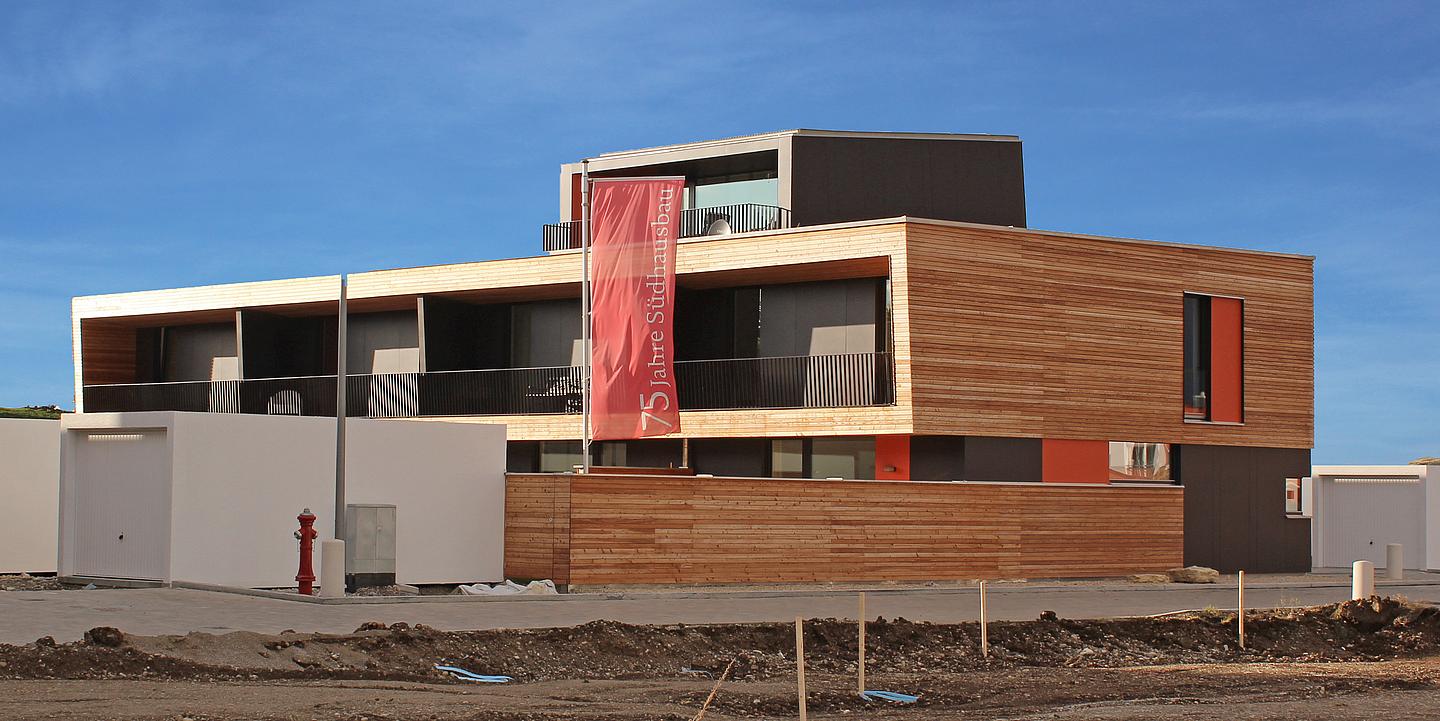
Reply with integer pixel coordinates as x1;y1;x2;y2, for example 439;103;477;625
320;539;346;598
1352;560;1375;600
1386;544;1404;581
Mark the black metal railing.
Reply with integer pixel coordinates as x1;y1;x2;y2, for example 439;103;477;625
675;352;893;410
83;352;893;418
83;379;242;414
418;366;582;416
542;203;792;251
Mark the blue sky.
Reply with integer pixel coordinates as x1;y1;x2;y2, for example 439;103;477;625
1;1;1435;463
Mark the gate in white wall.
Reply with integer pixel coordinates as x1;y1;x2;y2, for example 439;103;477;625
70;430;170;580
1315;475;1426;569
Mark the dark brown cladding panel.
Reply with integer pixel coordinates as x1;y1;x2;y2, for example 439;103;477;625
788;136;1026;228
910;435;1043;482
1179;444;1310;573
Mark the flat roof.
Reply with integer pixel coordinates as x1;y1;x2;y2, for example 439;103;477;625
71;217;1312;317
584;129;1021;162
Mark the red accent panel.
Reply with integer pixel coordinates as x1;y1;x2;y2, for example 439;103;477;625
1042;439;1108;484
1210;297;1244;423
875;435;911;480
570;173;584;221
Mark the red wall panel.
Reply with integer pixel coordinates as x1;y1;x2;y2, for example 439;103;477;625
1042;439;1108;484
1210;297;1244;423
875;435;911;480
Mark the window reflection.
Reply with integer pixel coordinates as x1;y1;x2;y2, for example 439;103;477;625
1108;442;1171;482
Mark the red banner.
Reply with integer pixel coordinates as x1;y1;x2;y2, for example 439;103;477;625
589;177;685;440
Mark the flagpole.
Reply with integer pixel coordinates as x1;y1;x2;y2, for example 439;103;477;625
580;160;592;473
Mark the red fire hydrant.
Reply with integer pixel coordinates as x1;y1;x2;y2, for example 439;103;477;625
295;508;318;595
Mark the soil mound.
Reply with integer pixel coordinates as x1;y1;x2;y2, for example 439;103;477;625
2;598;1437;686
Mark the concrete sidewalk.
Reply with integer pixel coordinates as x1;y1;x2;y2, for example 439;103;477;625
5;574;1440;644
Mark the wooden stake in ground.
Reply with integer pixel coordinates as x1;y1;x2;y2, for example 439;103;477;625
1238;570;1246;650
795;617;808;720
857;592;867;694
979;580;989;658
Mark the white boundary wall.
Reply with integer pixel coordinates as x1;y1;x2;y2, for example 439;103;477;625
60;412;505;587
0;418;60;574
1311;465;1435;570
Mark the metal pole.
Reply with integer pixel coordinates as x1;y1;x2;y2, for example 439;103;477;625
580;160;592;473
335;274;348;544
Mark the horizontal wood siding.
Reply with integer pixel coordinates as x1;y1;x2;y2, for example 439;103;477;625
503;475;571;584
905;223;1313;448
506;473;1182;584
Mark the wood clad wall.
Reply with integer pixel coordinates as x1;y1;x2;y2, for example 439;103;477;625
505;473;1183;584
503;474;571;584
78;319;137;388
904;222;1313;449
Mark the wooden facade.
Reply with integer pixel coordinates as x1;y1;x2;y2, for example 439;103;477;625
71;217;1312;451
905;222;1313;449
504;473;1184;585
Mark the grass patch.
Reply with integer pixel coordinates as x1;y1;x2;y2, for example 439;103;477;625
0;406;63;420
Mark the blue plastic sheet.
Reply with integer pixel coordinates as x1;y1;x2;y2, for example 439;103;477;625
435;663;513;683
862;690;919;703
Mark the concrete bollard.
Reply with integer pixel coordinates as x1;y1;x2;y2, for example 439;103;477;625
320;539;346;598
1386;544;1404;581
1352;560;1375;600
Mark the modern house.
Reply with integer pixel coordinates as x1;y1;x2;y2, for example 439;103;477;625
71;129;1314;575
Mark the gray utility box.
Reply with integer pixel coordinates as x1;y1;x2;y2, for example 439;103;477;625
345;504;397;588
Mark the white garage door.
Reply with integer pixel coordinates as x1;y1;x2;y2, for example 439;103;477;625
72;430;170;580
1319;477;1426;569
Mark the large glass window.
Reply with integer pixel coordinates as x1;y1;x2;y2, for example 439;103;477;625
1183;294;1211;419
687;171;779;209
1108;442;1172;482
811;437;876;480
766;437;876;479
539;441;584;473
770;439;805;478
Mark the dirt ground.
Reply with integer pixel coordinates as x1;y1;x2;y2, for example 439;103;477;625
2;597;1439;719
0;574;64;592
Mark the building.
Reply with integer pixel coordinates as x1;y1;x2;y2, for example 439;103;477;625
1310;464;1438;571
71;129;1315;575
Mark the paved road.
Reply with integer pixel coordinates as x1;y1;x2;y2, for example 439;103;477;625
6;577;1440;644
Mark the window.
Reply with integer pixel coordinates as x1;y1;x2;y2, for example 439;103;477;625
770;439;805;478
538;441;584;473
1285;477;1304;515
1183;294;1211;419
811;437;876;480
1184;293;1244;422
1108;442;1172;482
686;171;779;210
766;437;877;479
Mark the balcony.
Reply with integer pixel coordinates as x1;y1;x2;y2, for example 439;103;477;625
83;352;895;418
542;203;792;252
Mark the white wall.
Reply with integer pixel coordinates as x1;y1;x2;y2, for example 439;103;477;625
60;412;505;588
347;419;506;585
168;413;334;587
0;418;60;573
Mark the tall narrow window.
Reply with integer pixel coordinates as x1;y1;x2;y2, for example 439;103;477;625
1183;293;1244;423
1183;294;1211;419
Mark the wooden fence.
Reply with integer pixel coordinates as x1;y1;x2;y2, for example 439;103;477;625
504;473;1183;586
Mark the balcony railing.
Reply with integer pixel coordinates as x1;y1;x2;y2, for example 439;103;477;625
83;352;893;418
542;203;792;251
